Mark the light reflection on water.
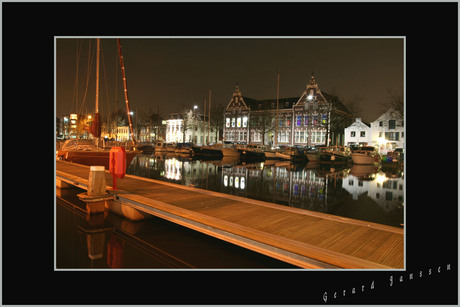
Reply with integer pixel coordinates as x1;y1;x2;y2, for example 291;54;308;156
127;153;404;228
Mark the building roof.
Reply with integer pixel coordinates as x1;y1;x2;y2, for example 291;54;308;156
225;75;351;116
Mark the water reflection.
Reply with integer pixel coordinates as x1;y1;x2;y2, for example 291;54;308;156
127;154;404;228
56;188;296;269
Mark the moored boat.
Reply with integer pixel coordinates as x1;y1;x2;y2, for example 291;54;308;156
135;142;155;153
381;150;402;166
351;146;381;165
56;39;138;171
174;143;193;154
275;147;306;161
154;141;168;152
237;144;266;160
57;139;137;171
264;149;279;159
320;146;351;164
192;144;224;158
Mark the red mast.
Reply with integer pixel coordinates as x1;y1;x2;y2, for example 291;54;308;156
117;38;136;144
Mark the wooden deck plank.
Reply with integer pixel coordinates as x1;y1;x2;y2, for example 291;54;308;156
56;160;404;269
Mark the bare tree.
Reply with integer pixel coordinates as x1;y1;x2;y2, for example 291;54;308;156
210;103;225;142
344;95;363;119
142;108;163;142
382;88;404;119
251;109;276;145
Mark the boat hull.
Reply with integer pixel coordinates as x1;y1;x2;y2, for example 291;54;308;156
320;152;350;164
264;151;278;159
192;146;223;157
221;147;240;157
57;150;137;171
305;152;320;162
351;153;381;165
275;152;305;161
275;152;292;160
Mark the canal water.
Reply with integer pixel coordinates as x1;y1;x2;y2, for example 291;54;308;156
127;153;404;228
56;153;403;269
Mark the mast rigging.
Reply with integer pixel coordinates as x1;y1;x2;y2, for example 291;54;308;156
117;38;136;145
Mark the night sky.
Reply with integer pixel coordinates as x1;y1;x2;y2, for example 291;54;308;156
56;37;403;123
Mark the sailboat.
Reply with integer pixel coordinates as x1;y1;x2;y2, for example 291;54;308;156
57;38;137;170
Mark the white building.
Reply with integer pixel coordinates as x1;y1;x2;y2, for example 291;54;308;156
370;109;404;154
117;126;130;141
344;118;372;147
166;110;219;145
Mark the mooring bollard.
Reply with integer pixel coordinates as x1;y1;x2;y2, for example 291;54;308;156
78;165;112;214
88;166;107;197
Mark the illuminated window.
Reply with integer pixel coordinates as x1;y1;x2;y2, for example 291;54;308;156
231;118;235;127
296;115;302;126
242;117;247;127
237;117;241;127
226;118;230;128
304;115;309;126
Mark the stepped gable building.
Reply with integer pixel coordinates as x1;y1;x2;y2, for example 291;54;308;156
223;75;352;147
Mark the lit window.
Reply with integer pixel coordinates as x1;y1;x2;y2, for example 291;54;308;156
242;117;247;127
237;117;241;127
226;118;230;127
231;118;235;127
296;115;302;126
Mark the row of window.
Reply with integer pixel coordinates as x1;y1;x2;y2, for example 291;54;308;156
224;130;326;144
226;114;328;129
378;120;404;129
226;117;248;128
350;131;366;137
349;131;404;140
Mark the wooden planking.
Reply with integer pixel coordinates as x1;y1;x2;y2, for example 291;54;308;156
56;160;404;269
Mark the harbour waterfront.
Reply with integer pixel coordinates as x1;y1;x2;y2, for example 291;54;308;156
127;153;404;228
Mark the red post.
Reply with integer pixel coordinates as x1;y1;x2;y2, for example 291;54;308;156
109;147;126;191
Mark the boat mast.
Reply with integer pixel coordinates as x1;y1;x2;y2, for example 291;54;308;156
208;89;211;145
203;98;206;145
95;38;100;114
274;70;279;148
89;38;101;141
117;38;136;145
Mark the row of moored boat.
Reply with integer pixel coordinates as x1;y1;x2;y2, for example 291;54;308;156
149;141;404;165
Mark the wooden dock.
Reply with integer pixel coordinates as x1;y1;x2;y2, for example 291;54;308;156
56;160;404;269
